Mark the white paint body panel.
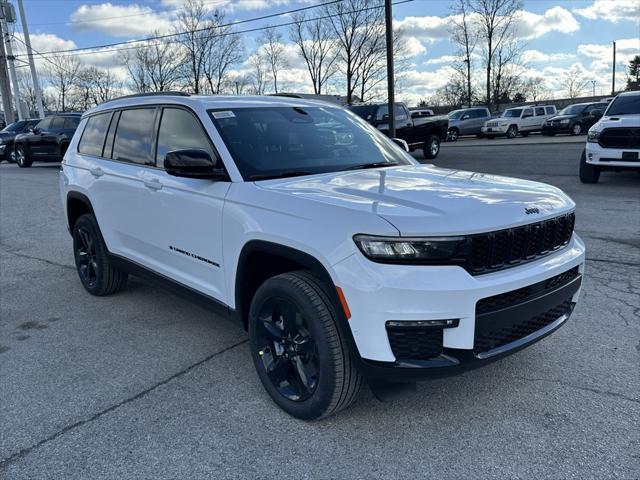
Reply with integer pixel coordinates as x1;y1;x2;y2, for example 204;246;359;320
60;95;586;363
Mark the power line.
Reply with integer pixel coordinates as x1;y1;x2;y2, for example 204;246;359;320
16;0;412;60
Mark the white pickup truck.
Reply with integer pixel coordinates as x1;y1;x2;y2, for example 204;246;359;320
482;105;557;139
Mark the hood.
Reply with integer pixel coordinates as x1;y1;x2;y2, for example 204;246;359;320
256;165;574;236
595;114;640;129
0;131;16;140
548;114;577;122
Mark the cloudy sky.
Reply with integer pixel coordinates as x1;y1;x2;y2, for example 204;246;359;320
11;0;640;104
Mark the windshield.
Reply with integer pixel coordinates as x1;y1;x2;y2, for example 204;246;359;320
348;105;378;121
209;106;412;180
448;110;464;120
559;104;587;116
502;109;523;118
1;121;27;132
606;95;640;116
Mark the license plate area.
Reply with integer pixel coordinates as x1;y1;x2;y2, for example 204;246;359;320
621;151;639;161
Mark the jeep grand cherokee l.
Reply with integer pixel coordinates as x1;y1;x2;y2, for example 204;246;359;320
14;113;81;168
60;93;585;419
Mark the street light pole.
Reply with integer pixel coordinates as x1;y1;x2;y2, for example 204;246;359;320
384;0;395;138
17;0;44;118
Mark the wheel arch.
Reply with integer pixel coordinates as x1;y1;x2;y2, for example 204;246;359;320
66;191;96;233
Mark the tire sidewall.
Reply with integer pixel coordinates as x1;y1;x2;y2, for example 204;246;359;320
424;136;440;159
72;214;109;294
248;275;339;420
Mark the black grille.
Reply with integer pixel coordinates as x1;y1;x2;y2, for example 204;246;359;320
387;327;443;360
469;213;575;274
474;300;573;354
599;128;640;149
477;266;579;315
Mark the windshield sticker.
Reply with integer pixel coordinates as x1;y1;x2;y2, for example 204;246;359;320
212;111;235;119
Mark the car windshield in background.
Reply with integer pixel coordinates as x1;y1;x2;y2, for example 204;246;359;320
448;110;464;119
503;109;522;118
2;121;27;132
348;105;378;121
606;95;640;116
560;104;587;115
209;106;411;181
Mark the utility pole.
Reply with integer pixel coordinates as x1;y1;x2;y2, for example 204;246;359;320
591;80;596;97
384;0;395;138
0;19;14;124
17;0;44;117
611;41;616;96
0;3;24;120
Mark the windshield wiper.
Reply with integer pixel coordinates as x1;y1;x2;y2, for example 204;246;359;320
341;161;399;171
248;171;314;181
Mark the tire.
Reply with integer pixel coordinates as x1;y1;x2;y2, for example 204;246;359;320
476;133;484;138
579;150;600;183
15;145;32;168
571;123;582;136
447;128;459;142
248;270;362;420
72;213;128;296
505;125;518;139
423;135;440;159
8;147;16;163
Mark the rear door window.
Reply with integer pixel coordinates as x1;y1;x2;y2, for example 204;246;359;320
78;113;112;157
112;108;156;165
545;106;555;115
535;107;545;116
35;118;51;131
64;116;80;130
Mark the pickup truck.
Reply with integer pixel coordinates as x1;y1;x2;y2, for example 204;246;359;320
348;102;449;159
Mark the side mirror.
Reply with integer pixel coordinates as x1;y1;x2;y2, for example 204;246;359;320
391;138;409;152
461;114;470;120
591;109;603;118
164;149;227;180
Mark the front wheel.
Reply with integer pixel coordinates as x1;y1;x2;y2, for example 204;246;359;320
423;135;440;159
15;145;32;168
571;123;583;136
249;271;362;420
579;150;600;183
447;128;459;142
505;125;518;139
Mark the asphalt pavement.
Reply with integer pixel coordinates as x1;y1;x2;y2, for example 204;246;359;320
1;142;639;479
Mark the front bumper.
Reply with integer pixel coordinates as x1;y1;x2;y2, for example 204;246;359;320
333;234;586;379
542;124;571;134
585;142;640;168
481;125;508;136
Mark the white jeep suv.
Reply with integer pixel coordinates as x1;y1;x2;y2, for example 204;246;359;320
482;105;557;138
580;91;640;183
60;93;585;419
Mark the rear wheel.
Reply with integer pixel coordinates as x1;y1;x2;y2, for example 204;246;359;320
15;145;32;168
73;214;128;295
249;271;362;420
423;135;440;159
447;128;459;142
505;125;518;139
571;123;583;136
579;150;600;183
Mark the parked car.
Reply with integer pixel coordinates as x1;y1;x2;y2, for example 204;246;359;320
447;107;491;141
482;105;557;138
542;103;605;136
348;102;448;158
13;113;81;168
60;93;585;419
410;108;434;118
580;91;640;183
0;119;40;162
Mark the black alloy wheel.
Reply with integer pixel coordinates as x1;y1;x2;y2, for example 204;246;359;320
16;145;32;168
254;296;319;402
75;225;99;289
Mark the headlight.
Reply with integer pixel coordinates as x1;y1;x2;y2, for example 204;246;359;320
499;122;509;127
560;119;570;124
353;235;465;263
587;130;600;142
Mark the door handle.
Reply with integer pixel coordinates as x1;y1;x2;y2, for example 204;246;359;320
89;167;104;178
144;178;163;191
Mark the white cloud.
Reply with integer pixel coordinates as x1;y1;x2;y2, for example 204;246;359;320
574;0;640;22
70;3;173;37
578;38;640;63
161;0;292;11
514;6;579;39
394;15;451;42
404;37;426;57
424;55;458;65
18;33;77;53
521;50;575;63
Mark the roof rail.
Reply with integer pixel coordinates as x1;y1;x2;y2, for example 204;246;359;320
107;91;191;102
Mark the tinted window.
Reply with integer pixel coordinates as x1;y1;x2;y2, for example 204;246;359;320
112;108;156;165
375;104;409;121
78;113;112;157
559;104;586;115
522;108;533;117
64;116;80;130
156;108;214;165
348;105;377;121
545;106;555;114
475;109;489;118
35;118;52;130
448;110;464;119
50;116;64;130
209;107;411;180
535;107;545;116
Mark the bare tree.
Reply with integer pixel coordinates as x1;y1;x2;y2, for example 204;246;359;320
490;35;524;111
326;0;386;104
125;37;183;93
203;15;244;94
175;0;215;94
290;13;338;95
563;66;590;99
44;55;81;112
523;76;548;102
230;73;250;94
469;0;522;110
259;26;288;94
249;54;267;95
450;0;479;107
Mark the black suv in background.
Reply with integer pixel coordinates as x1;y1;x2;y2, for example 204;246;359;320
0;119;41;163
542;102;605;136
13;113;81;168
